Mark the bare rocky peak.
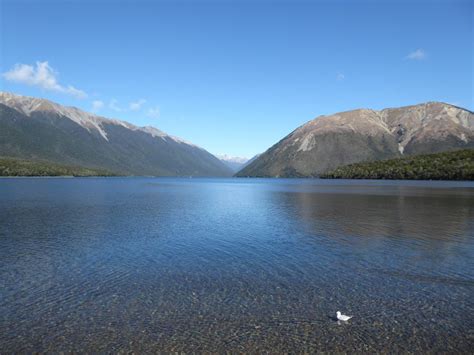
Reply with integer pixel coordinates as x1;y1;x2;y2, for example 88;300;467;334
298;102;471;134
295;108;391;137
0;91;48;115
379;102;473;153
289;102;473;154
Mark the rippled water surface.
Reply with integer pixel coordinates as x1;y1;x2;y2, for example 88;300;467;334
1;178;474;352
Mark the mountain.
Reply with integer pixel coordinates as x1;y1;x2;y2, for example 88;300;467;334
0;92;233;176
236;102;474;177
240;154;260;169
217;155;249;172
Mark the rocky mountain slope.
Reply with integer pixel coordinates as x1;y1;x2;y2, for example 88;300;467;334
0;92;233;176
236;102;474;177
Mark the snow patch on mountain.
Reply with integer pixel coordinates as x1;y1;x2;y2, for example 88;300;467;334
217;155;249;164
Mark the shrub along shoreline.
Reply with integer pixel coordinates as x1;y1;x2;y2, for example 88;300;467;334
321;149;474;180
0;157;118;177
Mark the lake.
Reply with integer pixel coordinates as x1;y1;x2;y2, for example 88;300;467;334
1;178;473;352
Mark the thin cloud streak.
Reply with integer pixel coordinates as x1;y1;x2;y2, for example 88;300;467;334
109;99;122;112
147;107;160;119
129;98;147;111
92;100;104;112
406;49;427;60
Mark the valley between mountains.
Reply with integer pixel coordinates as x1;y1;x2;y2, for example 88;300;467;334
1;92;473;178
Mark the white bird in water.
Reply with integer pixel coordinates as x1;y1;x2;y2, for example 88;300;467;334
336;311;353;322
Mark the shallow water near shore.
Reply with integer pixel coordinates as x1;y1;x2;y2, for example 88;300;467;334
1;178;473;352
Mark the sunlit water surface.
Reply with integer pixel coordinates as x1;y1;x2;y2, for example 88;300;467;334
1;178;473;352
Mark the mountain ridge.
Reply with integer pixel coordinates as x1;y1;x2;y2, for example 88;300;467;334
0;92;233;176
0;92;201;146
236;101;474;177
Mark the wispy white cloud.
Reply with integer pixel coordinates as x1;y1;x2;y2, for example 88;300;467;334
92;100;104;112
129;98;147;111
109;99;122;112
2;61;87;99
406;49;427;60
336;72;345;81
147;107;160;119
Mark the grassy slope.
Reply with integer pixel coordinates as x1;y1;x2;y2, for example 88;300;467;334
0;157;118;177
321;149;474;180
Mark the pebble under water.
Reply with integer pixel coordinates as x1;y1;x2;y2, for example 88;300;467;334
1;178;473;352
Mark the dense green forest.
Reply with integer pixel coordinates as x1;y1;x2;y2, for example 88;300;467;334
0;157;117;177
321;149;474;180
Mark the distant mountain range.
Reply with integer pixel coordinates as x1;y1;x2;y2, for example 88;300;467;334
217;154;262;172
237;102;474;177
217;155;249;172
2;93;472;179
0;92;233;176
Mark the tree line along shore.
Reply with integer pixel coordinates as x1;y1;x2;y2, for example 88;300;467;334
1;149;473;180
0;157;116;177
321;149;474;180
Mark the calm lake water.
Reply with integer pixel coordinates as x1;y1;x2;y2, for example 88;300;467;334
1;178;473;352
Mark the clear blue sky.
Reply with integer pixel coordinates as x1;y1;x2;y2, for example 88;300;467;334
1;0;472;158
